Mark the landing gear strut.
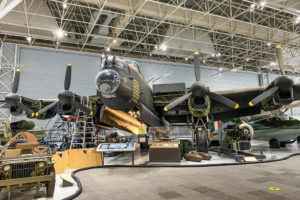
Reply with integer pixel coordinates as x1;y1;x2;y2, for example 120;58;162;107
195;128;208;153
193;117;210;153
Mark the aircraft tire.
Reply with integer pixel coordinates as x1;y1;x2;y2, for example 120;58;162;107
280;142;287;148
195;128;208;153
46;168;55;197
269;138;280;148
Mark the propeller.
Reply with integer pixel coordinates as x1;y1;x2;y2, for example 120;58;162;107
164;52;239;112
4;68;35;116
249;45;286;107
276;45;285;76
249;86;279;107
194;51;201;81
36;64;93;116
164;93;192;111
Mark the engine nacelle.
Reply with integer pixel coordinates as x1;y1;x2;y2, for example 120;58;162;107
10;106;23;116
273;76;294;105
188;82;210;117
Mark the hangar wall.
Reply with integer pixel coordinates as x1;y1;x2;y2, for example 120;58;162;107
16;45;260;100
2;43;300;124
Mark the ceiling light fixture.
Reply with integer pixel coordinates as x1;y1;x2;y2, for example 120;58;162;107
159;44;167;51
26;36;32;42
54;28;65;39
250;3;256;12
106;47;111;52
295;16;300;24
259;1;266;7
113;39;117;43
63;3;67;9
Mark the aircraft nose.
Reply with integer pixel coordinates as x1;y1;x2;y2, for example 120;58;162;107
96;69;121;94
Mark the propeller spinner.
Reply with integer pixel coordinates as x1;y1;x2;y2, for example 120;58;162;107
164;52;239;112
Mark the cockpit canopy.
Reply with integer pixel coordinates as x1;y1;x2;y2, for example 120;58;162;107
100;56;143;77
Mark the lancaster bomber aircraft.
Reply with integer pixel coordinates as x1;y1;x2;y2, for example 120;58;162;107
2;45;300;152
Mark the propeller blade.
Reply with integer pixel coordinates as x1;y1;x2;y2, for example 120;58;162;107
71;99;93;116
276;45;285;76
207;92;239;109
36;100;59;116
64;64;72;90
164;92;192;112
12;68;20;93
194;51;201;81
16;102;34;117
249;86;279;106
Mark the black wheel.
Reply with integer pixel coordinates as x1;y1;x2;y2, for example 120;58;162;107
297;136;300;143
195;128;208;153
46;168;56;197
269;138;280;148
280;142;287;147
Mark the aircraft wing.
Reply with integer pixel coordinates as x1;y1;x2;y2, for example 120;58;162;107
36;95;102;119
210;87;266;120
154;85;269;122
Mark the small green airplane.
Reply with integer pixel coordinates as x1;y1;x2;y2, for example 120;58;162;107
250;116;300;148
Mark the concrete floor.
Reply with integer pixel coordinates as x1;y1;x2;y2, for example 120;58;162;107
1;141;300;199
76;156;300;200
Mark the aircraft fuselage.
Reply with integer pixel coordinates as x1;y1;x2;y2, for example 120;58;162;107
95;56;154;112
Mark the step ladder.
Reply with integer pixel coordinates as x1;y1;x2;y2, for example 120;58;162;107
70;96;96;149
44;115;74;150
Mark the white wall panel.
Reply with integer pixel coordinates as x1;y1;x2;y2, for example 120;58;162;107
137;59;259;91
17;45;259;99
17;46;101;99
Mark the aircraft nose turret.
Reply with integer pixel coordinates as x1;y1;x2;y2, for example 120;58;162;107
96;69;121;95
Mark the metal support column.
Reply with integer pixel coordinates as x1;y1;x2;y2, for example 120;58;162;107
0;42;17;122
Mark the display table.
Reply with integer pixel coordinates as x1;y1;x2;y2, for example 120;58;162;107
96;143;137;166
149;141;181;163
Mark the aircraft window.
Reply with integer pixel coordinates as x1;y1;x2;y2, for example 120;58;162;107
114;57;130;74
100;56;129;74
124;59;143;75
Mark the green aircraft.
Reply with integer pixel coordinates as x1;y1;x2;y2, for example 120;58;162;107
250;116;300;148
2;46;300;153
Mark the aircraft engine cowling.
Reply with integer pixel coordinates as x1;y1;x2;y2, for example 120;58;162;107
188;82;210;117
273;76;294;105
57;91;79;115
10;106;24;116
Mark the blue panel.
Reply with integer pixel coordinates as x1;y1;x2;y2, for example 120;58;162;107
17;46;101;99
137;59;259;91
18;46;259;100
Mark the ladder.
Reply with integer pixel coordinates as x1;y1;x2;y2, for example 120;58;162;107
44;115;74;149
70;96;96;149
